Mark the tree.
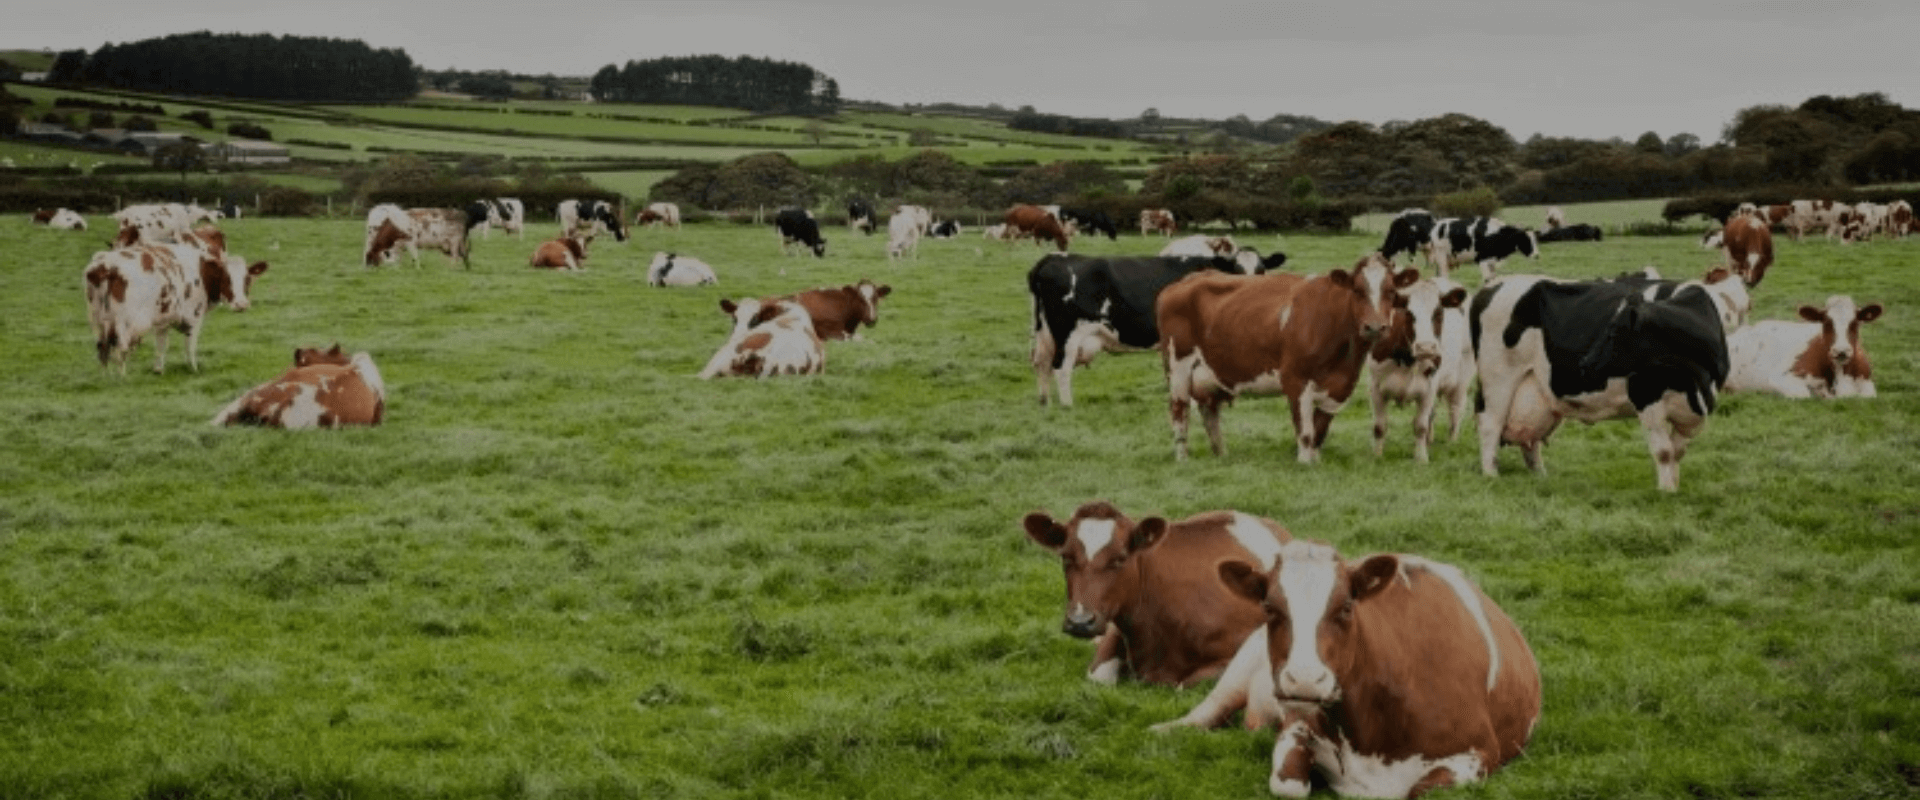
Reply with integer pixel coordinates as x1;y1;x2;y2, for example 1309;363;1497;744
1664;132;1701;158
153;140;207;194
47;49;86;83
1634;131;1665;155
1140;107;1161;124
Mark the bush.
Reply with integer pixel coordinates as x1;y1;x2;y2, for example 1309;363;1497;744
258;186;317;217
181;110;214;129
1431;186;1502;219
123;115;158;132
227;122;272;140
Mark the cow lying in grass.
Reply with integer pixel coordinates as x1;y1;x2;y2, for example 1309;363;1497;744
698;298;824;379
212;344;387;429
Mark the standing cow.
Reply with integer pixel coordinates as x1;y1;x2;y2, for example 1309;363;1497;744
887;212;922;261
774;208;827;257
1377;208;1436;267
847;199;876;235
1430;217;1538;282
1368;276;1474;462
1005;204;1071;251
559;199;628;243
83;243;269;375
1140;208;1177;237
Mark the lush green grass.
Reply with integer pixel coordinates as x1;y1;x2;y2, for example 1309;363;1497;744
3;216;1917;799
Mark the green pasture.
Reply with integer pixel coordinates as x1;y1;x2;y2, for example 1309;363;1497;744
3;213;1917;799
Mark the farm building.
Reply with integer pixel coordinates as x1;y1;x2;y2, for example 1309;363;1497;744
15;122;82;145
118;131;198;156
204;139;290;165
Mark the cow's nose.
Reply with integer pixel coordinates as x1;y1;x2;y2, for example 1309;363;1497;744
1832;348;1852;364
1063;609;1100;638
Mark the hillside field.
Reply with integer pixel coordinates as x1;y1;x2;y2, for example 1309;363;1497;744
2;217;1917;799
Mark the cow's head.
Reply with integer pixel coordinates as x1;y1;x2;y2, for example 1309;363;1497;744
1218;540;1397;704
1800;295;1883;369
597;203;628;242
202;253;268;311
365;220;408;266
850;279;892;326
1023;502;1167;639
295;343;351;367
113;222;141;248
1700;228;1725;250
1700;267;1750;330
718;297;789;341
1387;277;1468;375
1329;254;1417;342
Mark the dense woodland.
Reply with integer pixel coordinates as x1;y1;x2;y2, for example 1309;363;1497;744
48;32;417;102
588;55;839;115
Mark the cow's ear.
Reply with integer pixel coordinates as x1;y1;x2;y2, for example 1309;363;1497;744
248;261;269;275
1126;517;1168;555
1217;560;1270;605
1349;555;1400;602
1326;269;1354;288
876;284;892;298
1393;268;1420;288
328;343;342;355
1022;512;1068;550
1703;266;1732;284
1441;287;1469;308
1797;305;1824;323
720;299;738;315
1858;304;1883;323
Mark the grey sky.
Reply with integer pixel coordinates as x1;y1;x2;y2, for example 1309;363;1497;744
12;0;1917;143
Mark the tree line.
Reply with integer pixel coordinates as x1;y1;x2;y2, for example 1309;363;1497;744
46;31;417;102
588;55;839;114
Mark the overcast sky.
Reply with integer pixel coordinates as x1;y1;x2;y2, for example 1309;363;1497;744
13;0;1918;143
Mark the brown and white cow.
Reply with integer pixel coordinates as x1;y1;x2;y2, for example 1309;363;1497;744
1023;501;1292;689
1140;208;1177;237
113;203;216;244
83;243;269;375
1368;276;1473;463
211;345;387;429
1005;204;1071;251
363;205;470;268
1157;255;1415;462
1782;199;1848;242
32;207;87;230
697;297;825;379
785;279;891;341
1831;202;1884;244
1884;200;1914;239
530;236;589;270
1703;212;1774;287
1725;295;1882;398
636;202;682;230
1155;540;1542;800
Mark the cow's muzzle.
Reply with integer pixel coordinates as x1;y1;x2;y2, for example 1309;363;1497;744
1062;608;1103;639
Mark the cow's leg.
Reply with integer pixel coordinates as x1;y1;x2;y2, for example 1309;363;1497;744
1413;386;1438;464
1477;388;1508;477
182;323;201;373
150;328;170;374
1446;385;1469;442
1052;364;1075;408
1268;707;1322;799
1289;394;1316;463
1151;627;1267;732
1309;407;1336;461
1087;627;1123;685
1408;765;1466;799
1478;259;1497;284
1639;403;1682;492
1369;377;1390;457
1169;396;1192;461
1200;396;1227;458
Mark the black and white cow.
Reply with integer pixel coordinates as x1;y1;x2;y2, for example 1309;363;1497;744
1378;208;1436;266
1471;275;1730;492
1432;217;1539;281
928;220;962;238
1028;253;1254;407
558;199;627;242
1059;207;1120;241
847;199;875;235
775;208;827;257
1537;223;1603;243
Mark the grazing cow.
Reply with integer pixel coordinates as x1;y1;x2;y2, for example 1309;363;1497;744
1831;202;1883;244
558;199;628;243
1023;501;1292;688
1703;213;1774;287
774;208;828;257
698;297;824;379
785;279;891;341
1028;253;1260;407
113;203;216;244
1430;217;1539;282
895;204;932;237
83;243;268;375
211;346;387;429
647;252;719;287
1005;204;1071;251
1140;208;1177;237
1159;234;1288;274
1368;276;1474;463
1378;208;1436;266
1883;200;1913;238
490;198;526;239
1781;199;1847;241
1725;295;1882;398
1158;255;1415;462
1157;540;1541;800
928;219;962;239
530;236;589;271
636;202;682;230
887;212;922;261
1059;207;1120;240
1471;274;1730;491
847;199;875;235
983;223;1013;241
465;200;504;239
367;207;471;268
1537;223;1603;243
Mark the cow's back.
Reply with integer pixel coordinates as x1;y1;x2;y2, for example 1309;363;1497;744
1129;511;1291;684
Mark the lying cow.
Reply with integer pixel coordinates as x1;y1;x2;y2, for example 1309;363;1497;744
83;243;269;375
1725;295;1882;398
1156;540;1541;800
1537;223;1602;243
1158;234;1287;273
211;345;387;429
648;252;718;286
33;207;88;230
1368;276;1473;463
1023;501;1291;687
530;237;589;271
786;279;891;341
698;297;824;379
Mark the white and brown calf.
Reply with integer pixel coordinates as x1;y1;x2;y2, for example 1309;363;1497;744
212;346;387;429
83;243;268;375
1725;295;1883;398
698;298;825;379
1367;276;1473;463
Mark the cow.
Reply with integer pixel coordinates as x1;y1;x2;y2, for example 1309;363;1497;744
1377;208;1436;266
1544;206;1566;229
928;220;962;239
774;208;827;257
491;198;526;239
1368;276;1474;463
1614;266;1753;333
895;204;932;237
1022;501;1292;687
1884;200;1914;238
1537;223;1602;243
1059;207;1119;240
1831;202;1883;244
1430;217;1539;282
31;208;57;224
113;203;216;244
648;252;719;287
1005;204;1071;251
887;212;921;261
847;199;876;235
1471;274;1731;491
365;207;471;268
1725;295;1882;399
465;200;504;239
1782;199;1848;241
1702;212;1774;287
1159;234;1287;274
83;242;268;375
211;346;387;429
983;223;1014;241
33;207;87;230
530;236;589;271
786;279;891;341
1140;208;1177;237
697;297;824;379
1158;254;1416;462
636;202;682;230
1028;253;1263;407
1155;540;1542;800
558;199;628;243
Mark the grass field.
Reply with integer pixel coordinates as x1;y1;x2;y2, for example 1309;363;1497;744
3;214;1918;799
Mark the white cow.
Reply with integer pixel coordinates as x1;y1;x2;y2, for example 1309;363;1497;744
1368;276;1474;462
83;243;268;375
887;212;922;261
698;297;824;379
895;204;932;237
48;208;88;230
113;203;216;244
637;202;683;230
1725;295;1882;398
648;252;718;286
